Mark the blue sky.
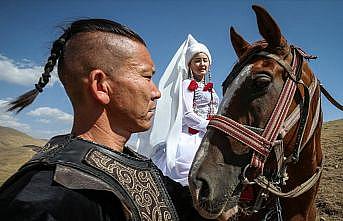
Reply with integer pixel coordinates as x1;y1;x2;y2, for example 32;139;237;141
0;0;342;138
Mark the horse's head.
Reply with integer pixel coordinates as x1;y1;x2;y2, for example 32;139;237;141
189;5;319;219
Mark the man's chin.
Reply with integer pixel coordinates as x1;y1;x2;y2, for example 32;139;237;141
132;121;152;133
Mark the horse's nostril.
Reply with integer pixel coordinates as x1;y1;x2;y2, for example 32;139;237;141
198;178;210;200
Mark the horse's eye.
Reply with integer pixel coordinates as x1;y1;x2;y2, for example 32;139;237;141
253;74;272;89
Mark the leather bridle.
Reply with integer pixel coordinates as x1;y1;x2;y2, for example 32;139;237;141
207;44;341;206
210;45;316;170
206;46;327;217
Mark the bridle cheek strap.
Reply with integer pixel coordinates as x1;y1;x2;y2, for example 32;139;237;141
251;76;297;169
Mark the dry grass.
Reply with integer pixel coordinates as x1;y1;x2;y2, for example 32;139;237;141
316;119;343;221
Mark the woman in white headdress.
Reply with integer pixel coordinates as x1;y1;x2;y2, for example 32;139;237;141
127;34;219;186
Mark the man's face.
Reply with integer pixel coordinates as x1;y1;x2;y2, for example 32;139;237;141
106;39;161;133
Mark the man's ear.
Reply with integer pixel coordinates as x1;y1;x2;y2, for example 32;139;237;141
89;69;110;105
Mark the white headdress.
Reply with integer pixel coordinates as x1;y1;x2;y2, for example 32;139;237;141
185;35;212;67
126;34;211;171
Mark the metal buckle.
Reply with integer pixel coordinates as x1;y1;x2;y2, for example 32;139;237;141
242;164;256;185
252;189;269;213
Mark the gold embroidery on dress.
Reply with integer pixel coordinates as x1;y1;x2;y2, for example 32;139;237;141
85;149;174;221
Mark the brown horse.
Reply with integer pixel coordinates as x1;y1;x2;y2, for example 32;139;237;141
189;5;325;221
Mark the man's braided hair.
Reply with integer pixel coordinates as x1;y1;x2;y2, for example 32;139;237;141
8;19;145;113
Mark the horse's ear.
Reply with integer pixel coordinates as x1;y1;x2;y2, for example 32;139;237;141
230;27;250;57
252;5;287;49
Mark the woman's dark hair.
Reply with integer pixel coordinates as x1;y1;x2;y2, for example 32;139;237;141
8;19;146;113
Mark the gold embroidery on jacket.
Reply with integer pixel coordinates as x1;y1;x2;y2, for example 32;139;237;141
85;149;174;221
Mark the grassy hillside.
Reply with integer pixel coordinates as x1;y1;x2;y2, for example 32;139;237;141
316;119;343;220
0;126;46;185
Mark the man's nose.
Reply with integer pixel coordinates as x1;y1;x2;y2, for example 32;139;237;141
151;81;161;100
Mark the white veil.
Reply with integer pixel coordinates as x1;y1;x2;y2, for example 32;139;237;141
126;34;201;171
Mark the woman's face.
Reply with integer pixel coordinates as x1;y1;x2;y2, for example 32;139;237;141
189;52;210;80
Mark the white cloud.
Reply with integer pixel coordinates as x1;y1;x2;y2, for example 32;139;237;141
27;107;73;123
37;119;51;124
0;99;72;139
0;99;31;132
0;54;58;86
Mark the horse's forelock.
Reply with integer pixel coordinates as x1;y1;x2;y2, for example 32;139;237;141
223;39;290;94
238;41;268;62
222;41;267;94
